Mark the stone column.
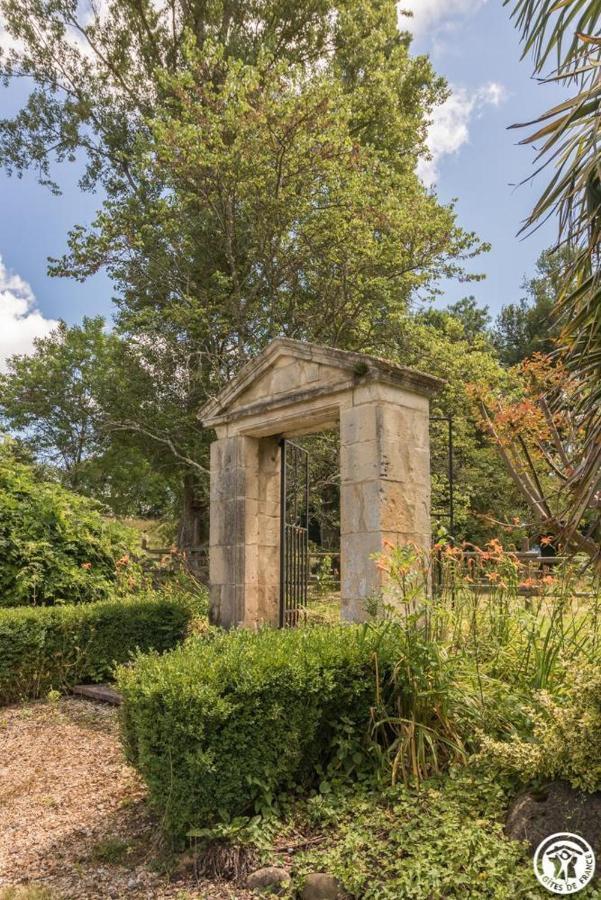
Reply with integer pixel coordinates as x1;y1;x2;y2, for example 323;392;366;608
254;437;281;626
339;393;431;621
208;433;281;628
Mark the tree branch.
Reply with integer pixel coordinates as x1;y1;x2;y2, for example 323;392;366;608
107;419;208;474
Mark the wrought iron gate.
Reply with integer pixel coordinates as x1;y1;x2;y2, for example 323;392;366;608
430;415;455;597
430;414;455;538
279;438;309;627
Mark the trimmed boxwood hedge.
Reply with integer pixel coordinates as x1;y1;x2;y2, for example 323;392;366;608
0;595;192;705
118;624;399;842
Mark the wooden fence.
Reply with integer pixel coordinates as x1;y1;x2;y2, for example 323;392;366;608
433;549;576;597
140;544;342;591
140;543;581;597
141;544;209;583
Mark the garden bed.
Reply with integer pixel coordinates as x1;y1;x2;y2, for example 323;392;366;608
0;699;252;900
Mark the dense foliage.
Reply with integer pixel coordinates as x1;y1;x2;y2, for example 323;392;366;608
480;661;601;793
492;249;567;366
0;318;176;516
0;594;192;705
118;624;403;842
292;773;538;899
117;541;601;890
0;443;137;606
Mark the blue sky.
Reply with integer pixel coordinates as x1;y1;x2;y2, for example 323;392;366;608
0;0;567;365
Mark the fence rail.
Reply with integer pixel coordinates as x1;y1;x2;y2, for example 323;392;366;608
140;544;342;590
141;545;209;583
139;544;578;596
432;548;580;598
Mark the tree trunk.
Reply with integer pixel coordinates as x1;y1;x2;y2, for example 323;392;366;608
178;472;202;550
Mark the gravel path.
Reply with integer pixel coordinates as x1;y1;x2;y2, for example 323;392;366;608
0;700;253;899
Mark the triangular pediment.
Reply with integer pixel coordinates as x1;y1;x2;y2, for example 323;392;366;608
199;338;442;428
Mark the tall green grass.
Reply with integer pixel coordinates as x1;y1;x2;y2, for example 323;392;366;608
368;540;601;783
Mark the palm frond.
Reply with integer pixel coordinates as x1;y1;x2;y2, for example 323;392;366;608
506;0;601;540
506;0;601;72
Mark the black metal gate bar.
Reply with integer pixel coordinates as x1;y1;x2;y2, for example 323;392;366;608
279;438;309;627
430;414;455;597
430;414;455;538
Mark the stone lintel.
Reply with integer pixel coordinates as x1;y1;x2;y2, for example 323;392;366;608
206;380;352;431
200;338;443;429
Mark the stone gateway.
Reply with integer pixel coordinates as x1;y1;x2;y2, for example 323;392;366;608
200;338;443;628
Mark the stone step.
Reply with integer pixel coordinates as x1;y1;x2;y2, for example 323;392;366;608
72;684;123;706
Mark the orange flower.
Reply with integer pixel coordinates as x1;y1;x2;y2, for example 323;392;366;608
81;562;92;570
519;577;537;589
116;554;130;567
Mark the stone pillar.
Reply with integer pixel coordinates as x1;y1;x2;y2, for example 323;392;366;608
208;433;280;628
339;394;431;621
208;435;252;628
254;437;281;626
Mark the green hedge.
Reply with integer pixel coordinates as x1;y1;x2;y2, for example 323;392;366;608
0;595;192;705
118;624;399;842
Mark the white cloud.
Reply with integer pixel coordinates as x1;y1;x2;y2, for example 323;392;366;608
399;0;487;36
0;15;22;54
418;81;507;186
0;258;58;371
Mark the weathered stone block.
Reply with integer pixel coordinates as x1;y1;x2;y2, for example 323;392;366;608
271;360;319;395
377;403;430;447
247;866;291;895
340;405;378;446
301;873;341;900
339;440;379;483
341;480;382;534
378;481;431;534
352;381;431;411
209;498;246;548
341;531;383;622
210;583;244;628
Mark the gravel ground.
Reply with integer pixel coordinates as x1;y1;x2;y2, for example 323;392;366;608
0;699;254;900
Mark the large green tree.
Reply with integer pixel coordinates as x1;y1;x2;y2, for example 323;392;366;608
398;311;524;545
0;317;111;482
0;317;175;516
493;248;567;366
0;0;487;544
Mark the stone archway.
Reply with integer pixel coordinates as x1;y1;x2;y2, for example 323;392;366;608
200;338;443;628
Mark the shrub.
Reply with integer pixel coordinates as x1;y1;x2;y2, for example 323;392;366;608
0;442;137;606
117;624;402;842
0;594;192;705
479;661;601;792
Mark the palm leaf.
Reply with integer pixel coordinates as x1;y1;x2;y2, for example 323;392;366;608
506;0;601;542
